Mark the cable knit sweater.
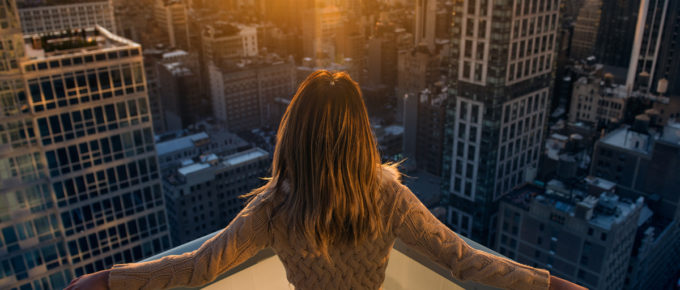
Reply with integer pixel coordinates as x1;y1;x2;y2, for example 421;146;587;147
108;167;551;290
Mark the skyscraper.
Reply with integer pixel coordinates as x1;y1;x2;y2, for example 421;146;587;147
650;0;680;96
627;0;672;93
154;0;191;50
593;0;640;68
0;3;171;287
415;0;437;52
570;0;601;60
443;0;559;245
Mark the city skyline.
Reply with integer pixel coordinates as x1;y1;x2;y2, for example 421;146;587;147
1;0;679;289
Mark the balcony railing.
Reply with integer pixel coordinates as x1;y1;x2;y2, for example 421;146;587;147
143;231;503;289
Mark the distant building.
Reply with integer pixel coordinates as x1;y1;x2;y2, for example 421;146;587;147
497;181;643;290
652;93;680;125
403;85;447;177
593;0;640;68
17;0;116;35
302;5;342;59
154;0;190;50
590;120;680;221
540;131;591;182
414;0;436;52
396;45;440;101
625;208;680;290
202;22;259;65
334;19;364;81
157;58;203;131
570;0;601;60
209;56;296;131
366;21;408;89
142;48;166;133
568;75;626;126
155;128;249;175
163;148;269;245
650;0;680;96
627;0;679;95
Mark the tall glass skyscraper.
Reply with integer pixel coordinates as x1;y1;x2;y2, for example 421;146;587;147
0;2;170;289
442;0;559;246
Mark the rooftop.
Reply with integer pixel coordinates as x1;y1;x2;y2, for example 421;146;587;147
600;126;655;155
504;180;644;231
169;148;269;182
163;50;189;60
222;149;269;167
178;163;211;176
22;26;139;62
163;62;194;77
660;122;680;145
156;132;210;156
141;231;505;290
216;54;292;72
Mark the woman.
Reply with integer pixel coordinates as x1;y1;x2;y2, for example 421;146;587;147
66;71;584;290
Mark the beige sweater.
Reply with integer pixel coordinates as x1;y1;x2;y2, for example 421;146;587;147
108;168;551;289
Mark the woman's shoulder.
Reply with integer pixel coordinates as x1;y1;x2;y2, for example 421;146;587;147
379;164;406;200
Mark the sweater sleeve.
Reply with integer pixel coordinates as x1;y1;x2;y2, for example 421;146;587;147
108;194;271;289
392;183;550;290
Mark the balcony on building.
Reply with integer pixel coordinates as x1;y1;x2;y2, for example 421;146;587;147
141;230;506;290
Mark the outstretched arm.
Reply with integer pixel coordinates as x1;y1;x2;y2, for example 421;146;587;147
67;194;272;290
392;183;551;290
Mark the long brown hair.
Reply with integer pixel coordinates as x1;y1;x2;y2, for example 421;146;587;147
243;70;387;259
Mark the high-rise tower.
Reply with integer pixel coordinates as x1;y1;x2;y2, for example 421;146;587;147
443;0;560;245
0;4;171;287
415;0;437;52
627;0;680;95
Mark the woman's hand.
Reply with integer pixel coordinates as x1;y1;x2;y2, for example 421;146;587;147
65;269;110;290
550;275;588;290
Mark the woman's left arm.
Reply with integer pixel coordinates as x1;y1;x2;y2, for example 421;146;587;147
68;194;272;290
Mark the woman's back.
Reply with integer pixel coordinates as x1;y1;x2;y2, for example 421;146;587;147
269;167;402;289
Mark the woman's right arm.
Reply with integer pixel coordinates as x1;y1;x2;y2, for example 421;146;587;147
65;194;272;290
392;183;551;290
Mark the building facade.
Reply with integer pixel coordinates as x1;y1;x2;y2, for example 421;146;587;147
403;85;447;177
590;121;680;221
17;0;116;35
209;57;296;132
154;0;190;50
497;182;643;290
568;76;626;126
163;148;269;245
593;0;640;68
202;23;259;66
301;5;342;59
0;19;170;290
570;0;601;60
648;0;680;96
442;0;559;244
157;60;202;131
415;0;437;52
626;0;676;94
